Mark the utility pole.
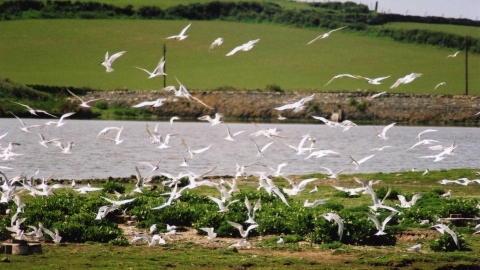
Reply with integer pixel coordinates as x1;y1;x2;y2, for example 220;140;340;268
465;35;469;95
163;43;166;88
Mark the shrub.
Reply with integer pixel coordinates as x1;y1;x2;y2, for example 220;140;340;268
429;227;468;252
103;182;126;194
265;84;283;92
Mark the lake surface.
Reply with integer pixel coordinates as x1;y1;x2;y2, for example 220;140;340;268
0;118;478;180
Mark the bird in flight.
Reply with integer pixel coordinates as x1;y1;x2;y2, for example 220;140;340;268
226;39;260;56
357;75;391;85
447;51;460;58
434;82;446;90
134;56;166;79
324;74;359;86
307;26;347;45
390;73;422;89
274;94;315;113
209;38;223;51
100;51;126;73
66;88;102;108
166;23;191;40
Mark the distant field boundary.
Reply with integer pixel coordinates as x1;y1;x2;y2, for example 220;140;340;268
0;0;478;53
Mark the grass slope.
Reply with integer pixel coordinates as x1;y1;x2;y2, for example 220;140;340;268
0;19;478;94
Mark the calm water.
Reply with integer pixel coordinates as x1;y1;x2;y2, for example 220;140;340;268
0;118;478;180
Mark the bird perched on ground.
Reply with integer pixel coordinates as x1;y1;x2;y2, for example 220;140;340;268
407;242;422;252
306;25;347;45
166;23;191;40
100;51;126;73
441;190;451;198
390;73;422;89
422;169;429;176
277;235;284;245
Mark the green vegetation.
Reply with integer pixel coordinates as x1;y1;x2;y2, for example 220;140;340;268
3;169;480;269
0;19;478;94
380;22;480;39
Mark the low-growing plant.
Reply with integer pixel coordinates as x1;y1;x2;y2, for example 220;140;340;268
103;182;126;194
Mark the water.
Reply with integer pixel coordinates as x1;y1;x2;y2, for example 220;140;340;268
0;118;478;180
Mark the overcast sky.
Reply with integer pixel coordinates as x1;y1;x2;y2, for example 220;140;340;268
297;0;479;21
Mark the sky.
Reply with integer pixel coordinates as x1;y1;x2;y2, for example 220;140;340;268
296;0;480;21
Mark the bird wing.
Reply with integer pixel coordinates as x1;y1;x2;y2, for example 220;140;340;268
192;144;211;155
390;78;405;89
178;23;191;36
367;213;382;230
328;25;348;33
382;212;397;230
397;195;408;205
306;35;322;45
381;123;396;137
298;178;317;189
227;221;244;235
108;51;126;64
260;141;274;153
153;56;165;74
132;101;155;108
274;103;296;111
443;225;460;249
66;88;84;102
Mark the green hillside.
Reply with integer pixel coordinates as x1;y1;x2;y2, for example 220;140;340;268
0;19;478;94
380;22;480;39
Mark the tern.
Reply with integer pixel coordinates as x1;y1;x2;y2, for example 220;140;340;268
223;124;245;142
324;74;359;86
208;196;239;212
349;154;375;170
10;112;46;132
274;94;315;113
357;75;390;85
228;239;250;249
250;138;274;157
367;212;397;236
96;126;121;141
132;98;166;108
390;73;422;89
370;146;392;151
441;190;451;198
323;213;344;241
415;129;437;141
447;51;460;58
282;176;317;196
333;186;366;196
408;139;440;150
66;88;102;108
149;224;157;234
431;224;460;249
304;199;329;208
397;193;423;208
181;138;211;160
227;221;258;238
374;122;396;140
101;126;124;145
306;25;347;45
209;37;223;51
44;112;75;127
37;132;61;148
198;113;223;126
95;205;119;220
434;82;446;90
319;166;349;179
100;196;136;206
100;51;126;73
200;227;217;240
170;116;180;125
365;185;399;213
371;91;387;99
42;227;62;244
134;56;166;78
226;39;260;56
166;23;191;40
277;236;284;245
11;101;57;118
312;116;340;128
53;141;76;154
245;196;261;224
152;183;179;210
408;242;422;252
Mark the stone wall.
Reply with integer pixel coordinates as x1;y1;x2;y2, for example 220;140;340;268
77;90;480;123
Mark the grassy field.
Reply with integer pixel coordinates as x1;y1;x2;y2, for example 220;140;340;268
380;22;480;39
0;19;478;95
5;169;480;269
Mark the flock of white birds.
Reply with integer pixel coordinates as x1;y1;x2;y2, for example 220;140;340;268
0;22;473;251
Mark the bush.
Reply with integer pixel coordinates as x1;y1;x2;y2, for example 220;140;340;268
103;182;126;194
429;226;468;252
